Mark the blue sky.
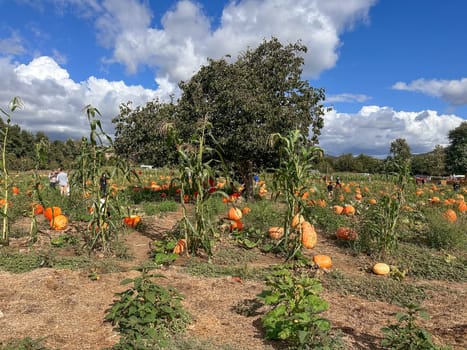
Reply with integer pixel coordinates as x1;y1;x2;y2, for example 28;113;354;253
1;0;466;158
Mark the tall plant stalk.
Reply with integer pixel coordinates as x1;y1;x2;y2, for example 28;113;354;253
270;130;322;260
0;97;23;246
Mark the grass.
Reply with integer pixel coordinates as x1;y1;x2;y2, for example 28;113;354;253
322;269;427;306
0;337;53;350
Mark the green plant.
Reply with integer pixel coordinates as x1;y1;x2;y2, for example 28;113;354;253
0;337;52;350
150;239;178;266
269;130;323;261
0;97;23;246
104;268;191;347
421;207;467;250
257;268;343;349
381;304;452;349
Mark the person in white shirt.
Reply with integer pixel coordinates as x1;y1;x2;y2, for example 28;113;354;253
56;168;69;196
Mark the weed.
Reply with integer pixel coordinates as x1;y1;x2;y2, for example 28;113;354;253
257;268;344;349
104;269;191;347
381;304;452;349
0;337;52;350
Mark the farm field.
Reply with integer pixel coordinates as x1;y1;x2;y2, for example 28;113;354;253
0;169;466;350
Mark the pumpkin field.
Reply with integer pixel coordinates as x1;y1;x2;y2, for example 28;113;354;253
0;166;466;350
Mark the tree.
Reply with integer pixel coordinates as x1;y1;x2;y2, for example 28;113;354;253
445;121;467;175
177;37;327;198
385;138;411;174
113;100;179;167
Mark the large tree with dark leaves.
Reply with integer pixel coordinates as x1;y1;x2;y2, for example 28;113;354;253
177;37;327;198
112;100;179;167
445;121;467;175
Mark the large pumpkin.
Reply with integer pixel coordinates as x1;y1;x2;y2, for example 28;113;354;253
228;207;243;221
336;227;357;241
44;207;62;221
50;214;68;230
313;255;332;269
301;221;317;249
268;226;284;240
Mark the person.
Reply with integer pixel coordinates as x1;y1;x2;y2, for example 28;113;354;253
327;182;334;199
335;176;341;188
99;173;108;195
48;170;58;188
56;168;69;196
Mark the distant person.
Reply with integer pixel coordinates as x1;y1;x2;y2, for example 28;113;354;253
99;173;108;195
327;182;334;199
56;168;69;196
48;170;58;189
335;176;341;188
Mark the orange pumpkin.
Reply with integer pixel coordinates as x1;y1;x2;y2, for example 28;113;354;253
313;255;332;269
443;209;457;222
342;205;355;216
241;207;251;215
458;201;467;212
268;226;284;240
333;205;344;215
301;221;317;249
12;186;20;195
173;239;187;254
372;263;390;275
336;227;357;241
123;215;141;228
291;213;305;228
50;214;68;230
355;193;363;200
230;220;244;232
44;207;62;221
32;203;44;215
368;198;377;205
228;207;243;221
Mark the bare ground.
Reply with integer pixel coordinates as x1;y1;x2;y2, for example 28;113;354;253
0;211;465;350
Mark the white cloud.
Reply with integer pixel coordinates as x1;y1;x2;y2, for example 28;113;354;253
392;78;467;106
90;0;375;92
0;33;25;56
0;56;160;140
326;93;371;103
319;106;464;158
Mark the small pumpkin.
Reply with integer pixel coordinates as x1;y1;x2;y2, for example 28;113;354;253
301;221;317;249
336;227;357;241
241;207;251;215
32;203;44;215
443;209;457;222
173;239;187;254
44;207;62;221
230;220;244;232
372;262;390;275
228;207;243;221
333;205;344;215
313;255;332;269
50;214;68;230
291;213;305;228
268;226;284;240
355;193;363;200
12;186;20;195
123;215;141;228
342;205;355;216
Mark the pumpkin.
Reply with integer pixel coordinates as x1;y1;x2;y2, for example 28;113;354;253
32;203;44;215
291;213;305;228
342;205;355;216
268;226;284;240
372;263;390;275
228;207;243;221
443;209;457;222
50;214;68;230
241;207;251;215
458;201;467;212
313;255;332;269
368;198;377;205
333;205;344;215
336;227;357;241
173;239;187;254
230;220;244;232
355;193;363;200
301;221;317;249
123;215;141;228
44;207;62;221
12;186;19;195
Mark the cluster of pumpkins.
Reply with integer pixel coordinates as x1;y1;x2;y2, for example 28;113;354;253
33;204;69;230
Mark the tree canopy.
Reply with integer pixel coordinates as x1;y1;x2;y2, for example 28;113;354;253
445;121;467;175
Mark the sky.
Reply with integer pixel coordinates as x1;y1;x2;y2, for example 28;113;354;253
0;0;466;159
